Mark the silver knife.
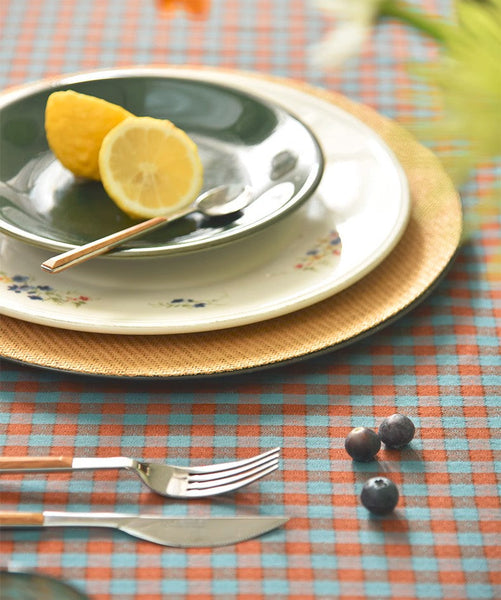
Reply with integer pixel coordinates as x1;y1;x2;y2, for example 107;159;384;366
0;511;288;548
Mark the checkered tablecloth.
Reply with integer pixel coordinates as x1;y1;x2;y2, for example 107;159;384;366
0;1;500;599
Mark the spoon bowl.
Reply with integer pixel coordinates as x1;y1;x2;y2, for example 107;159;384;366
195;183;253;217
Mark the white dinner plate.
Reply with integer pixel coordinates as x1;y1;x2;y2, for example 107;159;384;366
0;68;410;335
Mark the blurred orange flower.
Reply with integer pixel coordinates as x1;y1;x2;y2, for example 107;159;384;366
156;0;210;17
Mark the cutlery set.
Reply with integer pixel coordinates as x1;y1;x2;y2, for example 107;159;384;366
0;449;286;548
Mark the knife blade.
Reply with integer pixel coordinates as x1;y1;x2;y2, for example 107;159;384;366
0;511;288;548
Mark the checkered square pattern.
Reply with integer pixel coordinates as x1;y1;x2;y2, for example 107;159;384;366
0;1;500;598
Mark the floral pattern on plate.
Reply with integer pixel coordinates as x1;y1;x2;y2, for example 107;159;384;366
294;230;341;271
1;273;92;307
152;295;226;309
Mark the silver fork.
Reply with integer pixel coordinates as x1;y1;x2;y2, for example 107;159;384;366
0;448;280;498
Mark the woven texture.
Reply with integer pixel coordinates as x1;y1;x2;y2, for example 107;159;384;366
0;72;462;377
0;1;499;600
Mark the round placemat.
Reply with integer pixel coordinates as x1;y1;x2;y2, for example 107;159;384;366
0;69;462;378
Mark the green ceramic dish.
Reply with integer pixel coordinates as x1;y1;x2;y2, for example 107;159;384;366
0;570;89;600
0;68;324;257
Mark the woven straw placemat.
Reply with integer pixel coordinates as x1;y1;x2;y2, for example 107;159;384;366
0;70;462;378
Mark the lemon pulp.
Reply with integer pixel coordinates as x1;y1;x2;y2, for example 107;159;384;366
98;116;204;219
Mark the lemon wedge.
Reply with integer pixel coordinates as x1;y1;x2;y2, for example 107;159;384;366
45;90;132;180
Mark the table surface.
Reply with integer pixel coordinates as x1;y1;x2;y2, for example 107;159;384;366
0;1;500;599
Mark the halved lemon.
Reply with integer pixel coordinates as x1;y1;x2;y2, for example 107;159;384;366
45;90;132;180
98;116;204;219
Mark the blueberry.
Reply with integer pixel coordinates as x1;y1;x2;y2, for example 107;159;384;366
360;477;399;515
378;414;415;449
344;427;381;462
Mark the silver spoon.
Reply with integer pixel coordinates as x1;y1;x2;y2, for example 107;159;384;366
41;184;254;274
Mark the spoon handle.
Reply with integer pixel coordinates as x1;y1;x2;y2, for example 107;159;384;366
41;215;170;274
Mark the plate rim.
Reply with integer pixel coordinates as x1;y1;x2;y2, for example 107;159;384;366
0;250;459;380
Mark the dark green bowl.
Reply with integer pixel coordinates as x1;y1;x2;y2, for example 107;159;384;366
0;67;324;257
0;570;89;600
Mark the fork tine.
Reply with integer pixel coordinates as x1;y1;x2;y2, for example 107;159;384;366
184;462;279;497
186;451;280;482
187;457;279;490
184;447;280;475
187;456;279;486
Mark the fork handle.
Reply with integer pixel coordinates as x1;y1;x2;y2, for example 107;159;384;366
0;456;73;471
0;455;133;473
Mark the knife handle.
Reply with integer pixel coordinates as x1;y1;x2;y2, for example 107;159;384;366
0;511;45;526
0;456;73;471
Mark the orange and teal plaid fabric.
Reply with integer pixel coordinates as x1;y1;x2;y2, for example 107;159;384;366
0;1;500;599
